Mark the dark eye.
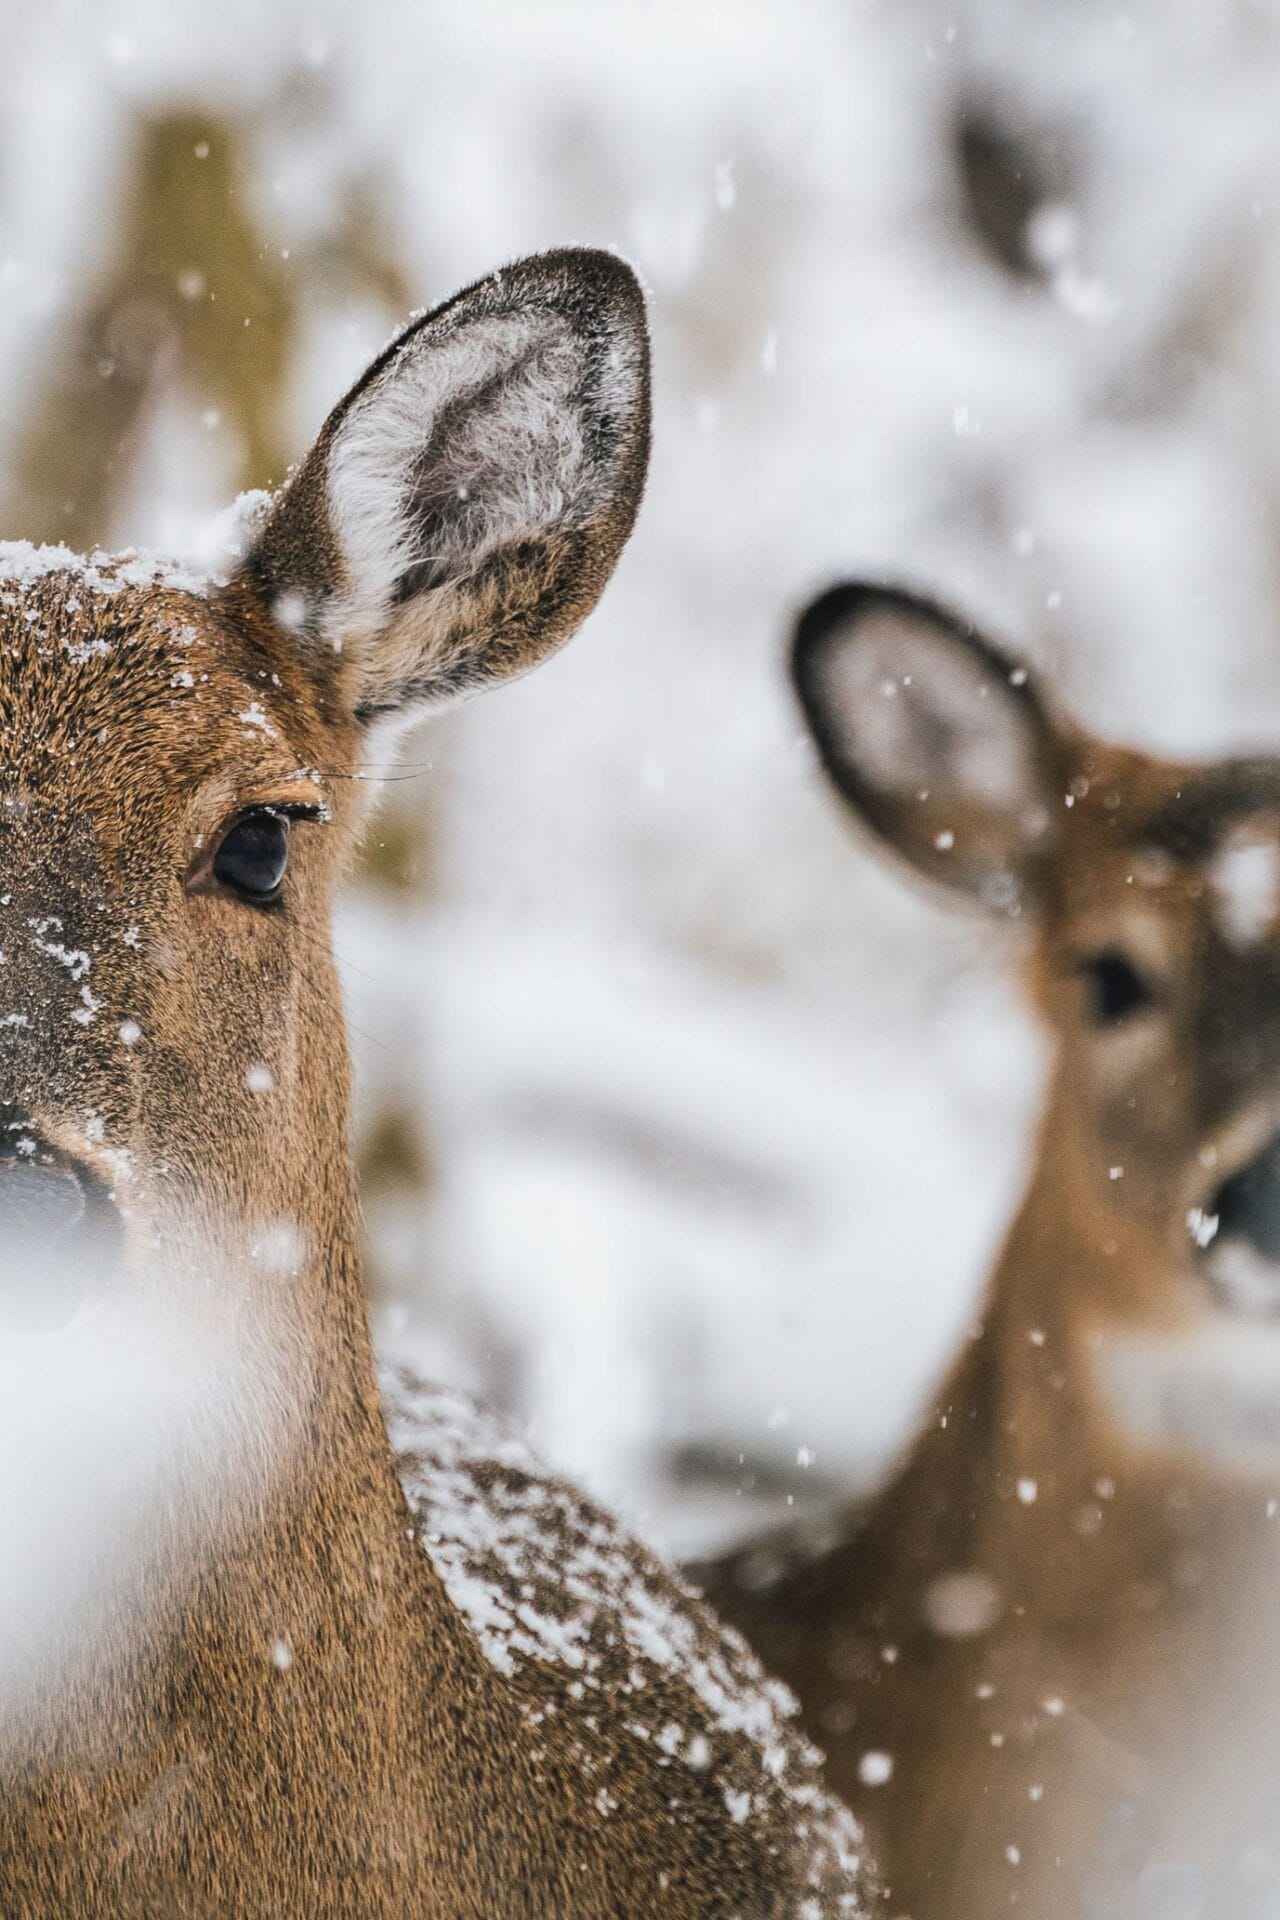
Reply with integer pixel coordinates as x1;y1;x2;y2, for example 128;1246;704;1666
212;809;291;905
1076;949;1155;1026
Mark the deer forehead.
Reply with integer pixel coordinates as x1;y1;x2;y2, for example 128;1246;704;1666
0;565;333;824
1053;768;1280;942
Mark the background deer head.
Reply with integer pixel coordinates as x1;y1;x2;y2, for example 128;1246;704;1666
795;582;1280;1463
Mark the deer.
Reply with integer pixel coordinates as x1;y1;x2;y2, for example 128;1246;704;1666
0;250;868;1920
694;580;1280;1920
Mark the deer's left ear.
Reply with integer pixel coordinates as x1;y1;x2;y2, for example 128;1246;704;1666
792;582;1060;913
234;248;650;723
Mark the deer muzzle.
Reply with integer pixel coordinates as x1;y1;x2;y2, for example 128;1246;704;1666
1193;1125;1280;1318
0;1112;122;1329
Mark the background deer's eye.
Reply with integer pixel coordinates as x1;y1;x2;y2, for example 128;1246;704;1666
213;810;291;904
1076;949;1155;1026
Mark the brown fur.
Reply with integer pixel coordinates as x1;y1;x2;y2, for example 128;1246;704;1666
697;590;1280;1918
0;255;867;1918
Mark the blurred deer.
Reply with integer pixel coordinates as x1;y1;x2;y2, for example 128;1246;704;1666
0;252;865;1919
696;581;1280;1919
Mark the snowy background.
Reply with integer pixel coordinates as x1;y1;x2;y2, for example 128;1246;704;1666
6;0;1280;1556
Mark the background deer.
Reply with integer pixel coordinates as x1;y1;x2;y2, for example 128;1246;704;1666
696;581;1280;1919
0;250;866;1919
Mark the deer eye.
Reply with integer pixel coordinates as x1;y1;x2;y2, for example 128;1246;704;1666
212;809;291;905
1076;949;1155;1026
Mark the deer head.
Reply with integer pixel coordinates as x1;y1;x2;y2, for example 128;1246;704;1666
794;583;1280;1434
0;249;648;1346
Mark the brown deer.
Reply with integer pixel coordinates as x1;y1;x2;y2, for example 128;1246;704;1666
0;251;867;1919
696;581;1280;1920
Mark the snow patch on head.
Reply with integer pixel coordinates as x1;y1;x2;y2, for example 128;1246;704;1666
0;496;275;611
1210;823;1280;949
182;488;275;579
0;541;211;601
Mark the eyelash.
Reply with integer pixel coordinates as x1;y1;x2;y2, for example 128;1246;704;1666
187;803;326;903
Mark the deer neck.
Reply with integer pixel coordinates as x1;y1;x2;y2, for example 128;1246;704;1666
950;1119;1279;1639
192;1027;426;1685
216;968;403;1548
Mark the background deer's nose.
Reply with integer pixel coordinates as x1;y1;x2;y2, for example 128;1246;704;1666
0;1109;118;1329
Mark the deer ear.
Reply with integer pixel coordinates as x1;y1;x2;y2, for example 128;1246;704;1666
792;584;1059;913
236;249;649;724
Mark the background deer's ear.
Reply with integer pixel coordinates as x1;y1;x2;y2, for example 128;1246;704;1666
236;248;650;724
791;584;1060;913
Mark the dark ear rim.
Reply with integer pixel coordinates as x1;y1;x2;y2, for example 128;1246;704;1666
790;580;1059;908
322;244;650;457
236;246;651;713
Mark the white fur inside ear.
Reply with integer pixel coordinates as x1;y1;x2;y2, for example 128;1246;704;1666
321;310;595;658
817;612;1043;814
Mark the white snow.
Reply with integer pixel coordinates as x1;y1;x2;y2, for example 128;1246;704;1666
0;541;208;600
383;1362;866;1905
0;1239;302;1750
1210;827;1280;949
1095;1316;1280;1473
920;1568;1004;1639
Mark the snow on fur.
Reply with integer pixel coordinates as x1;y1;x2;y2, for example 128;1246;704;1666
383;1362;868;1913
0;495;273;610
0;542;210;599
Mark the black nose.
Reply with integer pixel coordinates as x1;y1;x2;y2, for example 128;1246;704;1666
1215;1138;1280;1264
0;1109;120;1328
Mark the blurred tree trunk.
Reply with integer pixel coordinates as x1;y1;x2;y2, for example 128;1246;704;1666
7;105;413;545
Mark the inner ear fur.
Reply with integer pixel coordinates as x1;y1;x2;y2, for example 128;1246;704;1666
791;582;1062;913
234;248;651;725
